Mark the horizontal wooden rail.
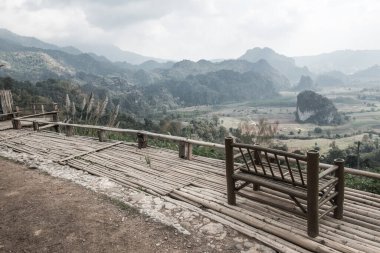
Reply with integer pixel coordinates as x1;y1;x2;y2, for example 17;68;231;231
15;118;224;150
318;165;339;179
16;111;59;119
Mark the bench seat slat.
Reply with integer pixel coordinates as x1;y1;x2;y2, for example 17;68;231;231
233;172;308;199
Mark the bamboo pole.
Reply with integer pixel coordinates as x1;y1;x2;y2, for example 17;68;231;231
307;150;320;237
225;137;235;205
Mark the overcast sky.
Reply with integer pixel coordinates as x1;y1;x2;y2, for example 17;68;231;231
1;0;380;60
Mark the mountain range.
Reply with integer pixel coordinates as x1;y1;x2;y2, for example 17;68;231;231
1;27;380;99
294;50;380;74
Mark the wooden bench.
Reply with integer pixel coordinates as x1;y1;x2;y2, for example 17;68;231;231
225;137;345;237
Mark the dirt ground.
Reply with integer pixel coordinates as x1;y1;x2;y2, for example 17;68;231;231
0;158;238;253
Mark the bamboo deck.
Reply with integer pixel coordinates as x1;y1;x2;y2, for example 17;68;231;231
1;128;380;253
0;120;12;131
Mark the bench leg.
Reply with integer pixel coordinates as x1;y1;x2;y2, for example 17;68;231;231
227;178;236;205
307;150;319;237
333;159;345;219
225;137;236;205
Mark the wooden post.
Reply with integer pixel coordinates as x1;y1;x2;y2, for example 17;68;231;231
225;137;236;205
306;150;319;237
137;133;147;149
66;125;74;137
52;112;59;122
12;119;21;129
186;143;193;160
52;112;60;133
33;104;36;114
53;103;58;111
32;121;39;131
98;130;106;142
179;141;186;158
333;158;345;219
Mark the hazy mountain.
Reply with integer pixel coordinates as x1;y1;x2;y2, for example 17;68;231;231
158;58;290;89
0;38;129;82
137;60;174;71
0;28;82;55
294;50;380;74
315;71;348;87
293;75;315;91
350;65;380;84
0;28;169;65
163;69;278;106
75;43;167;65
239;47;312;84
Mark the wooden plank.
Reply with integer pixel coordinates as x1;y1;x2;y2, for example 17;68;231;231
233;172;307;199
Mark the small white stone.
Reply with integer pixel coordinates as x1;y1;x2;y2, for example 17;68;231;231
233;237;244;243
202;218;211;224
243;241;255;248
129;193;145;202
199;223;224;235
235;244;244;250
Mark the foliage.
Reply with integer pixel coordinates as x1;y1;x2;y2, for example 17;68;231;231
314;127;323;134
236;118;279;145
321;141;380;194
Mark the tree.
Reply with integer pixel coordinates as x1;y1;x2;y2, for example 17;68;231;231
322;146;346;164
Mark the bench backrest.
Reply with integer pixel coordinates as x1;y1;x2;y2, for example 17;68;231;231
229;141;320;188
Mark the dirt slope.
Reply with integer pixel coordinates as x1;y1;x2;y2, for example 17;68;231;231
0;158;236;253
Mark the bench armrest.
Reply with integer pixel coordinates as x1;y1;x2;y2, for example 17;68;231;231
318;165;339;179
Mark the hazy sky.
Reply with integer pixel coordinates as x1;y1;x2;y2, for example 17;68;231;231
1;0;380;60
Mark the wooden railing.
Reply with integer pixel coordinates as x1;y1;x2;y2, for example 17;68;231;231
12;112;223;160
1;103;58;121
14;103;58;116
11;112;380;181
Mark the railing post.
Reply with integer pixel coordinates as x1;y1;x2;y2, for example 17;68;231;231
137;133;147;149
33;104;36;114
333;158;345;219
32;121;39;131
187;143;193;160
12;119;21;129
52;112;60;133
307;150;320;237
225;137;236;205
66;125;74;137
179;141;186;158
98;130;106;142
179;141;193;160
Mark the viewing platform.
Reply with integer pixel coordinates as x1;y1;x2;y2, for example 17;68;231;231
1;116;380;253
